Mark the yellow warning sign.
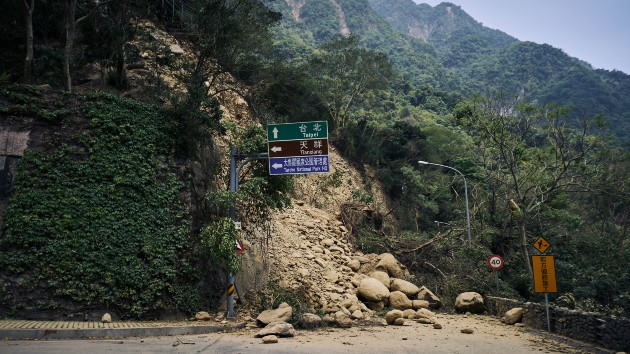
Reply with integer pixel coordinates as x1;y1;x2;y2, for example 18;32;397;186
532;255;557;293
533;237;551;253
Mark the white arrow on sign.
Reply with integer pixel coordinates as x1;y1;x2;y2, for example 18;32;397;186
271;146;282;153
272;163;283;169
272;127;279;139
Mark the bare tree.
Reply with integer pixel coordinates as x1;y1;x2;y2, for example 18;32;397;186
62;0;111;92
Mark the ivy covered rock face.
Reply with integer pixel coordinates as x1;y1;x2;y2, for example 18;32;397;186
0;93;199;319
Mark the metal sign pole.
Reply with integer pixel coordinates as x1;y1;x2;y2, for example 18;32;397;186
226;147;238;319
225;147;270;319
495;270;499;295
545;293;551;332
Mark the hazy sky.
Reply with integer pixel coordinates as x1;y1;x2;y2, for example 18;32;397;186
413;0;630;74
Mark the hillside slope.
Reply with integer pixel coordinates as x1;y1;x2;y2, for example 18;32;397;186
0;18;426;322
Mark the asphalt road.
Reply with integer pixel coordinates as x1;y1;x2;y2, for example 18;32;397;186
0;315;613;354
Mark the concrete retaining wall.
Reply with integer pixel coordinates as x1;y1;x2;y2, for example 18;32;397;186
485;296;630;351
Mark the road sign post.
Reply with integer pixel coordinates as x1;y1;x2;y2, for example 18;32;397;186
532;254;557;332
488;254;504;294
226;147;269;318
267;121;329;175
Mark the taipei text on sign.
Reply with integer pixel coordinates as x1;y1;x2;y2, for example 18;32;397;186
267;121;328;142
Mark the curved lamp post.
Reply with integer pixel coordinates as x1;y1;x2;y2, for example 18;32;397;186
418;160;472;244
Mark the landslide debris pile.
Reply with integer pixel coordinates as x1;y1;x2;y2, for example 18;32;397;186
238;194;443;328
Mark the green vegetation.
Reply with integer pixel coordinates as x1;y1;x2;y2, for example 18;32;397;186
260;0;628;315
0;93;197;318
200;218;241;275
255;282;315;328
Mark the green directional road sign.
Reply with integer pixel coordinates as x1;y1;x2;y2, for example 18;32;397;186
267;121;328;142
267;121;329;175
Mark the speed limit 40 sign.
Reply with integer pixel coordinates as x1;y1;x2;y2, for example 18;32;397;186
488;254;504;270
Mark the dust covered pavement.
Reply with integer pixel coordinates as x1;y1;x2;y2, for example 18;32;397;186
0;314;609;354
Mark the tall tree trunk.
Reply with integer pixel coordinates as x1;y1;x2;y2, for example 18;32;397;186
23;0;34;84
63;0;77;92
115;2;129;89
518;217;534;281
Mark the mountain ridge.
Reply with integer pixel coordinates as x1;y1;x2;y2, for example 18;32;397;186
267;0;629;143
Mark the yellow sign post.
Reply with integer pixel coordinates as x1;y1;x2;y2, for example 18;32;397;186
531;237;556;332
532;255;557;293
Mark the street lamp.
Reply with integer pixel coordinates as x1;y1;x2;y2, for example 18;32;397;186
418;160;472;244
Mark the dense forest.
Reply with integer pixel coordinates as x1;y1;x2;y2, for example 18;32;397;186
0;0;628;319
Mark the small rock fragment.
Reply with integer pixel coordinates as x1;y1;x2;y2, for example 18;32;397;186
101;313;112;323
262;335;278;344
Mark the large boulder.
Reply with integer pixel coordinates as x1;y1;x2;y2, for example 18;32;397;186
347;259;361;272
323;270;340;282
375;253;406;278
337;315;354;328
255;322;296;338
257;303;293;326
390;279;420;297
503;307;524;325
364;300;385;311
358;278;390;302
385;309;404;325
402;309;416;319
351;274;368;288
389;291;413;310
194;311;211;321
412;300;430;310
454;292;485;314
351;310;364;320
417;286;442;309
299;313;323;328
369;271;391;289
262;335;278;344
416;308;435;319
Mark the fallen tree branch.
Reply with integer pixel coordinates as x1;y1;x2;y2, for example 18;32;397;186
423;261;448;280
400;229;452;254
